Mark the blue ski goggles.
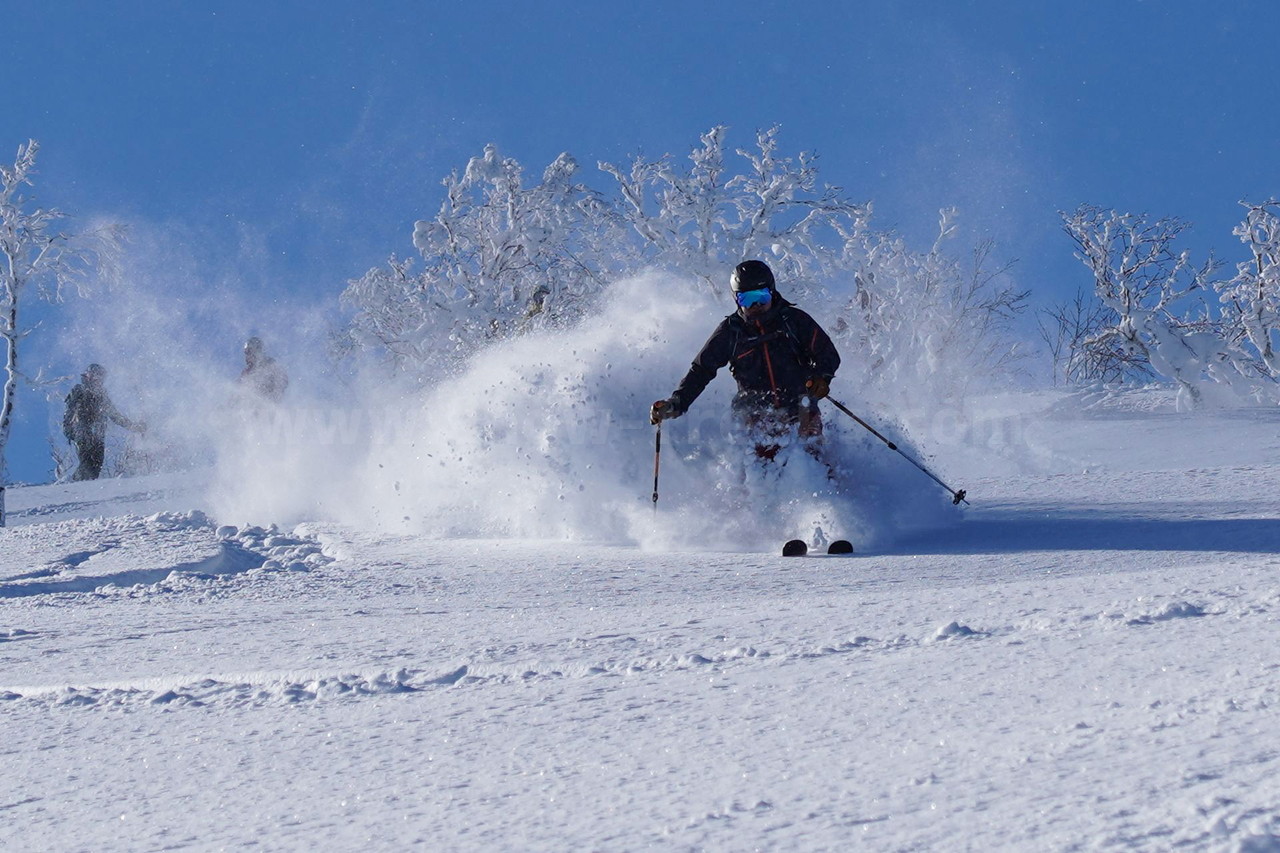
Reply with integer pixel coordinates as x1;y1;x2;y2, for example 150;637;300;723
734;288;773;310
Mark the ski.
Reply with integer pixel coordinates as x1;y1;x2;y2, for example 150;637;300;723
782;539;809;557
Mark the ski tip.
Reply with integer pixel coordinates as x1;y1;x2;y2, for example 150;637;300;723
782;539;809;557
827;540;854;555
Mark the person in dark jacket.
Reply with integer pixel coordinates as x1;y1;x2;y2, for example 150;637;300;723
239;336;289;403
650;260;841;460
62;364;145;481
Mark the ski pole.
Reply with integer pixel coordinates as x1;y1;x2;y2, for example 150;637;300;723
651;422;662;511
825;396;969;506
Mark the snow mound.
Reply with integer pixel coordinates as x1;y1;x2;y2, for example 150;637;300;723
1124;600;1209;626
933;620;987;640
0;510;334;602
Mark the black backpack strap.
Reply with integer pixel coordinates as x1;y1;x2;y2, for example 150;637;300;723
777;308;811;367
727;313;743;358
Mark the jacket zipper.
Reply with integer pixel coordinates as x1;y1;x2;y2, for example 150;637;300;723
756;320;781;405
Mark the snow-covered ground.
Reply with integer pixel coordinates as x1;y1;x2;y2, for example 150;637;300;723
5;390;1280;851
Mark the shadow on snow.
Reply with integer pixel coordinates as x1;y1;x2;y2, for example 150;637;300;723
893;510;1280;557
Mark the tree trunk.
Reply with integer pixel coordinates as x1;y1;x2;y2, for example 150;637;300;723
0;299;16;528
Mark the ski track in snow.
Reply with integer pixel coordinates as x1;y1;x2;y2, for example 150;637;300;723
0;574;1250;712
6;399;1280;850
0;585;1244;714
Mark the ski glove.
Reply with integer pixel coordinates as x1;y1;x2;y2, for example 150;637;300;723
805;376;832;401
650;399;680;425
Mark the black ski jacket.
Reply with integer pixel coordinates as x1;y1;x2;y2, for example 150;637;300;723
239;356;289;402
669;299;841;416
63;382;136;444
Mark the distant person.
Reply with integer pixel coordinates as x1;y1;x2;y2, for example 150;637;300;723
239;336;289;402
62;364;145;482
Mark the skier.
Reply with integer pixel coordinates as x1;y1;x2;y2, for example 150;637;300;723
650;260;841;460
238;336;289;403
62;364;146;481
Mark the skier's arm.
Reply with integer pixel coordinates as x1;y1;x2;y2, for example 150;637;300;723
668;320;735;415
103;395;144;433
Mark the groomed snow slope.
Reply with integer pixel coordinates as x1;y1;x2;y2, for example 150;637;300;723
4;392;1280;851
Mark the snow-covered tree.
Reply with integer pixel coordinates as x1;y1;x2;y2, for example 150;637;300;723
342;127;1024;405
342;127;872;374
597;126;871;291
1217;200;1280;378
834;208;1025;407
341;147;623;375
1059;205;1257;407
0;140;119;525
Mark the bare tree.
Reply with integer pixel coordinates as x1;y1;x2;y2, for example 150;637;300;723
1038;288;1153;386
0;140;119;525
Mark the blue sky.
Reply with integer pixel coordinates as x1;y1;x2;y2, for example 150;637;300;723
4;1;1280;482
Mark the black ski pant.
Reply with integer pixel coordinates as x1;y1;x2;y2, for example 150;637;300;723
72;438;105;481
733;399;825;460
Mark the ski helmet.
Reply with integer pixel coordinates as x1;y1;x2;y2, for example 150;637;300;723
86;363;107;380
730;260;776;293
